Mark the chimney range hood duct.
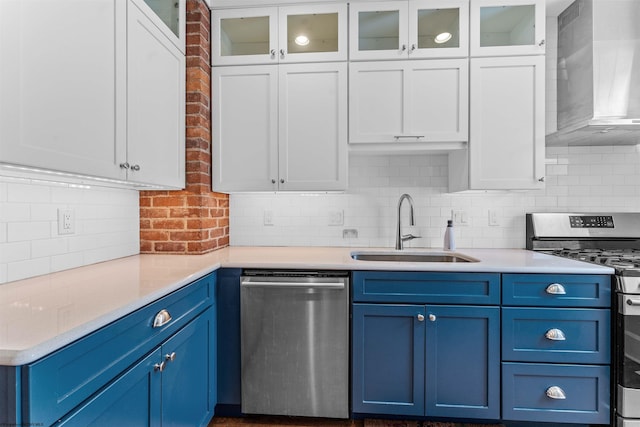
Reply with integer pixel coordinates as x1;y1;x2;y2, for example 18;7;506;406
547;0;640;145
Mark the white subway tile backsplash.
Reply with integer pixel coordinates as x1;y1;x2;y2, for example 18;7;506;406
230;146;640;249
0;176;139;284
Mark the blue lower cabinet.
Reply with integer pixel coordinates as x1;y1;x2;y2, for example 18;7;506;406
502;362;610;425
425;305;500;420
352;304;426;416
352;303;500;420
57;349;162;426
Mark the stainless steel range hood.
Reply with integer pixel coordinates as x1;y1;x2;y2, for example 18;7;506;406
547;0;640;145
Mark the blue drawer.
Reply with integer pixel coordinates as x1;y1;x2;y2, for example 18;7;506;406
502;362;610;425
352;271;500;304
502;307;610;364
502;274;611;307
24;273;215;427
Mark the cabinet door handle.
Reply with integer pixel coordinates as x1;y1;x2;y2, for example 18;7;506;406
417;314;425;322
280;179;285;184
280;49;285;58
410;44;416;52
538;39;546;47
153;309;172;328
538;176;545;182
271;179;276;184
154;361;166;372
394;135;424;140
270;49;276;58
401;44;407;52
546;386;566;400
119;162;130;169
428;314;436;322
165;352;176;362
545;283;566;295
545;328;566;341
130;164;141;171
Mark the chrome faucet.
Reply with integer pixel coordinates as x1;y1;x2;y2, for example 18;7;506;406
395;193;420;250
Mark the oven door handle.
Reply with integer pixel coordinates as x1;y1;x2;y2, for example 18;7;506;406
626;298;640;306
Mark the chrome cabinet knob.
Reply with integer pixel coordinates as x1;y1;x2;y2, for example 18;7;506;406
538;39;546;47
545;328;566;341
154;361;166;372
401;44;407;52
270;49;276;58
428;314;436;322
131;164;141;171
119;162;130;169
538;177;545;182
546;386;566;400
410;44;416;52
280;179;285;184
417;314;425;322
546;283;567;295
271;179;276;184
280;49;285;58
152;309;172;328
165;352;176;362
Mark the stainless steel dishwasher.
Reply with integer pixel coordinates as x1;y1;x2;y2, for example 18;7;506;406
240;270;349;419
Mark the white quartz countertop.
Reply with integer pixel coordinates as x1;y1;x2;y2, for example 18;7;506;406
0;246;614;365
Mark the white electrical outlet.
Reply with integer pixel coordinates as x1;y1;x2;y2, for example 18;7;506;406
451;210;469;226
263;210;274;226
488;209;500;226
58;208;75;235
328;210;344;226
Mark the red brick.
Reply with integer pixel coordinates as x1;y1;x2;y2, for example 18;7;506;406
141;230;170;241
154;242;187;253
152;219;186;230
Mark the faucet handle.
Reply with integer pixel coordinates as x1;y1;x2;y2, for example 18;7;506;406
401;233;421;242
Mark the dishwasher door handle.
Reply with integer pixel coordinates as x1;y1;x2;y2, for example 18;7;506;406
241;279;345;289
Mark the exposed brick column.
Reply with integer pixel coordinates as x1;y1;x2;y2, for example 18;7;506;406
139;0;229;254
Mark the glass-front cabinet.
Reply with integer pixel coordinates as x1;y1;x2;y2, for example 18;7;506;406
470;0;545;56
212;4;347;66
136;0;185;52
349;0;469;60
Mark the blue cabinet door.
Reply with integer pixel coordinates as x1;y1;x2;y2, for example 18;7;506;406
56;349;162;426
425;305;500;420
352;304;425;416
162;307;214;427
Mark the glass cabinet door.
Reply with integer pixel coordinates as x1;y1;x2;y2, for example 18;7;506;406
349;1;409;61
470;0;545;56
212;8;278;66
132;0;185;52
409;0;469;58
279;3;347;62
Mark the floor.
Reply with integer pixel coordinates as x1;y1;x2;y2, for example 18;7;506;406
209;417;504;427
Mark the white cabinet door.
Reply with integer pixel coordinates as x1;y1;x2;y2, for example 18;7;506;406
127;0;185;189
349;60;468;145
0;0;126;180
450;56;544;191
470;0;545;57
278;3;348;63
408;0;469;59
212;65;278;192
278;63;347;191
212;4;347;66
212;7;279;66
349;1;409;61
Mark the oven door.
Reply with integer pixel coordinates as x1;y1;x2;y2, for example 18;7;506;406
617;293;640;425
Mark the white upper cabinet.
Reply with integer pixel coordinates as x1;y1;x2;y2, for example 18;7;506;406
0;0;186;188
127;0;186;188
449;56;545;191
137;0;186;52
349;59;468;147
0;0;127;181
212;62;347;192
470;0;545;57
212;3;347;66
349;0;469;61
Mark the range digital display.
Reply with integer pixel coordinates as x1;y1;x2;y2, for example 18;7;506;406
569;215;614;228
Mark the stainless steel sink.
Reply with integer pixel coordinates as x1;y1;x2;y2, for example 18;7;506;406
350;251;479;263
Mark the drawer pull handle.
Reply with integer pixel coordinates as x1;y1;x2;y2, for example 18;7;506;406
545;283;567;295
546;386;566;400
153;309;172;328
545;328;566;341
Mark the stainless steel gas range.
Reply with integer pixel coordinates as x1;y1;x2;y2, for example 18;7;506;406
526;213;640;427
